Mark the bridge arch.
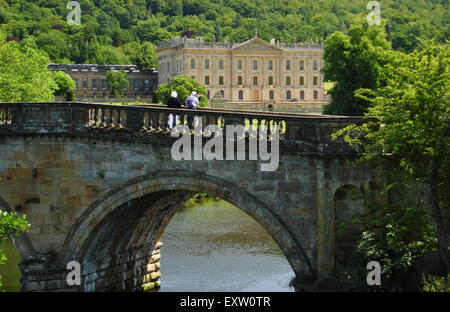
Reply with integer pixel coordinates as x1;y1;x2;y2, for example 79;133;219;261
59;170;315;291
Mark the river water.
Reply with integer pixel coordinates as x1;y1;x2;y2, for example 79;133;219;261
0;198;295;292
158;198;295;292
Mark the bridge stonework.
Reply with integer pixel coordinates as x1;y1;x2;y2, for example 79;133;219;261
0;103;380;291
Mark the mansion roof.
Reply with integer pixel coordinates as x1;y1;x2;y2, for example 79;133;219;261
48;64;157;74
157;36;323;52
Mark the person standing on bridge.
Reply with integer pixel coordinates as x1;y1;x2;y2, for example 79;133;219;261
167;91;181;130
185;91;199;130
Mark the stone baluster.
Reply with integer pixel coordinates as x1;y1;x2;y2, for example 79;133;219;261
159;112;168;131
103;109;112;127
192;110;202;134
217;115;225;129
90;108;98;127
247;118;258;139
143;112;150;130
119;110;127;128
97;108;104;127
149;111;159;131
0;107;5;124
203;115;217;137
111;110;119;127
86;108;92;126
269;118;284;141
256;118;266;140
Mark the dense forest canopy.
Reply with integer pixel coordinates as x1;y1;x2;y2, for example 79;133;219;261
0;0;448;67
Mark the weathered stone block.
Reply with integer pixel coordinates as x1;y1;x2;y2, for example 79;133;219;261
150;271;161;280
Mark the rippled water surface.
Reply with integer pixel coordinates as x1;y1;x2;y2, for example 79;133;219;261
158;198;295;292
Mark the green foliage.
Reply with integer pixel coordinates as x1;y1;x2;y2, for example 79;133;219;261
0;210;30;289
107;70;129;97
323;23;399;116
53;71;75;96
66;90;74;102
0;39;56;102
423;274;450;292
0;211;30;247
35;30;69;62
94;45;130;65
154;75;208;107
122;42;158;70
344;200;437;291
332;43;450;290
0;0;448;66
334;43;449;197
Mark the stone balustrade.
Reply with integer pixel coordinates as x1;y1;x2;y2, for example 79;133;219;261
0;102;368;154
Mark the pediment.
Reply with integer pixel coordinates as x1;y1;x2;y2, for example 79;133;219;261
232;37;281;51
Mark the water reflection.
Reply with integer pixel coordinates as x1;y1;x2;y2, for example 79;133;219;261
158;197;295;292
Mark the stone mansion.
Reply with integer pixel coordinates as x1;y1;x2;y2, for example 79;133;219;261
157;36;330;114
48;64;158;102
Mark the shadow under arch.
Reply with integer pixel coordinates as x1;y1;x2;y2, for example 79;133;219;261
59;170;316;290
0;196;36;261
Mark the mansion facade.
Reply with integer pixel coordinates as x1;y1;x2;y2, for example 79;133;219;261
157;36;329;114
48;64;158;102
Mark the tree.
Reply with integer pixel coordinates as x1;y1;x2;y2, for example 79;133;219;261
123;42;158;70
341;192;438;291
35;31;68;62
1;0;450;64
333;43;450;284
107;70;129;97
154;75;208;107
111;28;125;47
53;71;75;96
94;46;131;65
135;19;171;43
323;23;396;116
69;26;99;63
0;211;30;289
0;40;56;102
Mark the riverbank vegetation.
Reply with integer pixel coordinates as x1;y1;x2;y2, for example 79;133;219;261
331;38;449;291
0;211;30;289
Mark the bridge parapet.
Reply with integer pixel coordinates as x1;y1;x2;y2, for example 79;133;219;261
0;102;367;154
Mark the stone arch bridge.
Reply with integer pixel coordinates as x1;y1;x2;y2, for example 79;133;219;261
0;102;380;291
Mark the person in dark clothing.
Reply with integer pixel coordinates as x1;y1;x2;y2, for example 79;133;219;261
167;91;181;129
168;91;181;108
